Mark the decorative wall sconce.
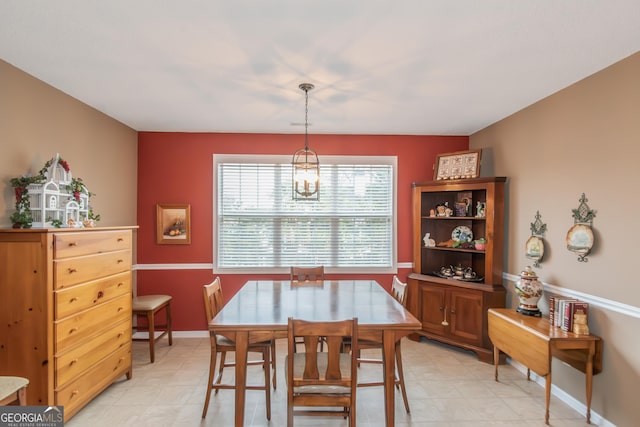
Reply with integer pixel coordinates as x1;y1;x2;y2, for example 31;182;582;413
525;211;547;268
566;193;596;262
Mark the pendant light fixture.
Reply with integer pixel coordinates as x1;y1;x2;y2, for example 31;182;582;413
292;83;320;201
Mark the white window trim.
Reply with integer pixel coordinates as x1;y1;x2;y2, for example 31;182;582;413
213;154;398;274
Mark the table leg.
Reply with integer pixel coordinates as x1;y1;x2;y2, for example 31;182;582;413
234;330;249;427
586;342;595;424
382;330;396;427
493;346;499;381
545;373;551;425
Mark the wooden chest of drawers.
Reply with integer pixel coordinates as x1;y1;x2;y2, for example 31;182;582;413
0;227;136;421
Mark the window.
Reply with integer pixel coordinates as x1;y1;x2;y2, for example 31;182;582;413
214;154;396;274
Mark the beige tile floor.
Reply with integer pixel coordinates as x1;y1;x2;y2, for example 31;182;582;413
67;336;590;426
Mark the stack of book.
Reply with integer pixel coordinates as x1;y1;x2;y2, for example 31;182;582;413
549;296;589;333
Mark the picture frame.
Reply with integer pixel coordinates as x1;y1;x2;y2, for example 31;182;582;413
434;149;482;181
156;204;191;245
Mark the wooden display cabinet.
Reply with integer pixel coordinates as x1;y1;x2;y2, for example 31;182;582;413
406;177;507;363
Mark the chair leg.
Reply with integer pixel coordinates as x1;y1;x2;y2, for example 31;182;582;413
165;302;173;346
263;347;271;421
147;311;155;363
202;344;218;418
395;341;410;414
271;340;277;389
214;351;226;395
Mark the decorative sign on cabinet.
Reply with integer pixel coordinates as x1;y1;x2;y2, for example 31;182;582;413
0;226;137;421
406;177;507;363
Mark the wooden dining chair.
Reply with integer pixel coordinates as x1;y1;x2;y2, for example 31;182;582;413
132;294;173;363
0;376;29;406
343;275;411;413
286;317;358;427
201;277;274;420
291;266;326;352
290;266;325;283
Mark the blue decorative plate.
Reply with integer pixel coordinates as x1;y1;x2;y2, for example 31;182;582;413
451;225;473;242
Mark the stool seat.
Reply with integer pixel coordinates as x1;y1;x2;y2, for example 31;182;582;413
0;376;29;406
132;294;173;363
132;294;172;311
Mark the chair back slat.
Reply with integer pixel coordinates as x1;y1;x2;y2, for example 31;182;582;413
391;275;408;306
290;266;325;283
288;318;357;386
203;277;224;323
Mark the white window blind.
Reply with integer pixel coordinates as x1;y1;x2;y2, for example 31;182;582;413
214;155;396;273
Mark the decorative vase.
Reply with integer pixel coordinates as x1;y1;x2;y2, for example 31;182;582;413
514;266;543;316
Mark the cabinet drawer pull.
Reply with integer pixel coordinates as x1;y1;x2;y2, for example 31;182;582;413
69;359;78;366
67;268;77;274
117;237;124;242
97;291;104;299
117;282;124;287
70;390;79;398
68;327;78;335
68;242;78;247
117;306;124;312
117;259;124;264
69;297;78;303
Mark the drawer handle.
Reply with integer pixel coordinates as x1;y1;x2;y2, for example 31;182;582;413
117;237;124;242
97;291;104;299
117;306;124;312
117;259;124;264
68;268;77;274
69;297;78;303
69;359;78;366
70;390;79;398
68;327;78;335
68;242;78;247
114;357;125;371
117;282;124;287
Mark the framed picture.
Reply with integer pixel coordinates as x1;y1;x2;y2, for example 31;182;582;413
156;204;191;245
434;149;481;180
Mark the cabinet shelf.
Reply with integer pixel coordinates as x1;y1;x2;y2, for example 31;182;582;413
424;246;484;254
421;216;486;221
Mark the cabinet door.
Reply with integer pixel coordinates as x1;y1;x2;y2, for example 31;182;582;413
449;289;483;344
420;284;447;336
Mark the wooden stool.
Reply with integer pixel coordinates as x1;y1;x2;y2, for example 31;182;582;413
132;295;173;362
0;376;29;406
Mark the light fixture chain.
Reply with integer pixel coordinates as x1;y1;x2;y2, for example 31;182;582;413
304;87;309;150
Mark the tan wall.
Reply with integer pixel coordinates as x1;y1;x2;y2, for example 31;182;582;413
471;51;640;426
0;59;138;228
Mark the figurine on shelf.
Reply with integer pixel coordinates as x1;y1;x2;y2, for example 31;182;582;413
476;201;486;217
423;233;436;247
436;202;453;217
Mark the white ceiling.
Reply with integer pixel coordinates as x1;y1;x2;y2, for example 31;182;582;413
1;1;639;135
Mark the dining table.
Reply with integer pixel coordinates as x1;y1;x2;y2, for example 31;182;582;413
208;279;421;426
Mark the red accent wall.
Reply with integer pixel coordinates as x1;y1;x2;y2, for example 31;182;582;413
137;132;468;330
